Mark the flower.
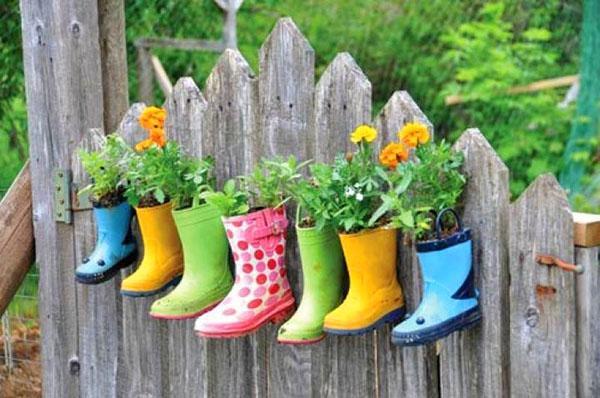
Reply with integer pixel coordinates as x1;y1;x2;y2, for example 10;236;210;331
379;142;409;169
350;125;377;144
355;192;364;202
344;186;356;197
398;122;430;148
136;106;167;151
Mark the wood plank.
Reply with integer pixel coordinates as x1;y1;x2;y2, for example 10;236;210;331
203;48;264;398
135;37;226;53
573;212;600;247
374;92;438;398
575;246;600;398
151;55;173;98
116;104;168;397
163;77;209;398
0;162;34;315
311;51;376;398
72;129;121;398
439;129;510;398
20;0;106;395
136;46;154;104
508;174;576;397
259;17;314;397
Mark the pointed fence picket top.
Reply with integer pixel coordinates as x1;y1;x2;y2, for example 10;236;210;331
374;91;433;152
259;17;315;397
575;246;600;398
71;129;123;398
164;77;208;157
509;174;576;397
373;91;438;398
439;129;510;398
314;52;372;162
202;48;264;398
204;48;258;182
114;103;167;397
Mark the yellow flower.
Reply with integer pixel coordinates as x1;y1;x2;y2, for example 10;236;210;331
350;125;377;144
379;141;409;169
398;122;430;148
136;106;167;151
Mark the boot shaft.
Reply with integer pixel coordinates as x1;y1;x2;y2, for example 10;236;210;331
93;201;133;244
135;202;182;259
172;203;229;280
339;227;399;291
416;229;474;298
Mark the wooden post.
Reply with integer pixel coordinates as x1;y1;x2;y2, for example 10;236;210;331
20;0;106;395
214;0;244;49
509;174;576;397
0;162;34;315
137;46;154;104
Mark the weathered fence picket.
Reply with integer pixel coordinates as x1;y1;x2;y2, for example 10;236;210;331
21;13;600;398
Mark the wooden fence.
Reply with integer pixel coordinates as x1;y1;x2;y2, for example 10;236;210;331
23;15;599;398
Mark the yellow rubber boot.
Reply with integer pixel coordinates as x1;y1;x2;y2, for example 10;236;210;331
121;202;184;297
323;227;405;335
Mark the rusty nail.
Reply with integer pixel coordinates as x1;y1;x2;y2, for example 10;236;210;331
536;254;584;274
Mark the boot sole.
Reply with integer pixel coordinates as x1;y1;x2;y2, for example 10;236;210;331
323;306;406;336
120;274;183;298
391;305;481;346
149;299;222;321
277;334;326;345
195;297;296;339
75;249;139;285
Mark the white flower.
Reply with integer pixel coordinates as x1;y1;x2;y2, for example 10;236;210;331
344;186;356;197
356;193;364;202
354;183;360;188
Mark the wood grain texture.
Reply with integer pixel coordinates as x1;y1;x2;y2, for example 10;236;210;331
259;17;314;397
314;52;371;162
374;92;438;398
575;247;600;398
115;104;168;398
439;129;510;398
509;174;576;397
20;0;105;395
203;49;265;397
164;77;210;398
373;90;433;152
0;162;34;315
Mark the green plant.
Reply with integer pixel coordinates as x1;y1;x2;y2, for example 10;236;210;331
200;179;250;217
241;155;310;209
78;133;132;206
124;141;214;209
372;140;466;240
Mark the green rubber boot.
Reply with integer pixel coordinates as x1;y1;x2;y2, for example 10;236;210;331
277;221;344;344
149;203;233;319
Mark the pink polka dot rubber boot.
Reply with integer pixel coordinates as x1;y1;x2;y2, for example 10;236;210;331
194;207;296;338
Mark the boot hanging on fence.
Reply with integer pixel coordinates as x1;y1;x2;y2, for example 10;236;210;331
75;201;138;284
194;207;296;338
392;209;481;346
323;227;406;335
150;201;233;319
121;202;184;297
277;207;345;344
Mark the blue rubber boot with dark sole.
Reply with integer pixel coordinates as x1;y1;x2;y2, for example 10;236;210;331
75;201;137;284
392;209;481;346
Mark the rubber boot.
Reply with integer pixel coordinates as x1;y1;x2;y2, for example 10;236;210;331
121;202;184;297
149;203;233;319
392;209;481;346
323;227;405;335
277;223;344;344
75;201;137;284
194;207;296;338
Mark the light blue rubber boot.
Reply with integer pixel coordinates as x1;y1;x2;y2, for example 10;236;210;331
75;201;138;284
392;209;481;346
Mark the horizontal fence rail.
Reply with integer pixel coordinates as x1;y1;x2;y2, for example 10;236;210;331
25;15;599;398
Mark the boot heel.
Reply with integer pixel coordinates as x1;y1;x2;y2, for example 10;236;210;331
270;304;295;325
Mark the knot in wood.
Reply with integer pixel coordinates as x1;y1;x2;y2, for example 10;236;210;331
69;356;80;375
70;21;81;37
525;306;540;327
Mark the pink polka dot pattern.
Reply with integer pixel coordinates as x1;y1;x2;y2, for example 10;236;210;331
194;207;295;331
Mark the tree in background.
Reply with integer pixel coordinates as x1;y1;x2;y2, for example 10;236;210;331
560;0;600;197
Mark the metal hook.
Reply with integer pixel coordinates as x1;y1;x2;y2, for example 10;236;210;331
536;254;584;274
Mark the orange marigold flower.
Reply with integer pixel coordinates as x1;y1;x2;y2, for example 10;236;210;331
136;106;167;151
398;122;430;148
379;142;409;169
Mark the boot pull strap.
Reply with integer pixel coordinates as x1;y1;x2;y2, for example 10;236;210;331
192;195;201;209
295;205;303;225
435;208;462;240
244;210;288;242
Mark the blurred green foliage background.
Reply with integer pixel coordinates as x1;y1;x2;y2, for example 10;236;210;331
1;0;593;202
